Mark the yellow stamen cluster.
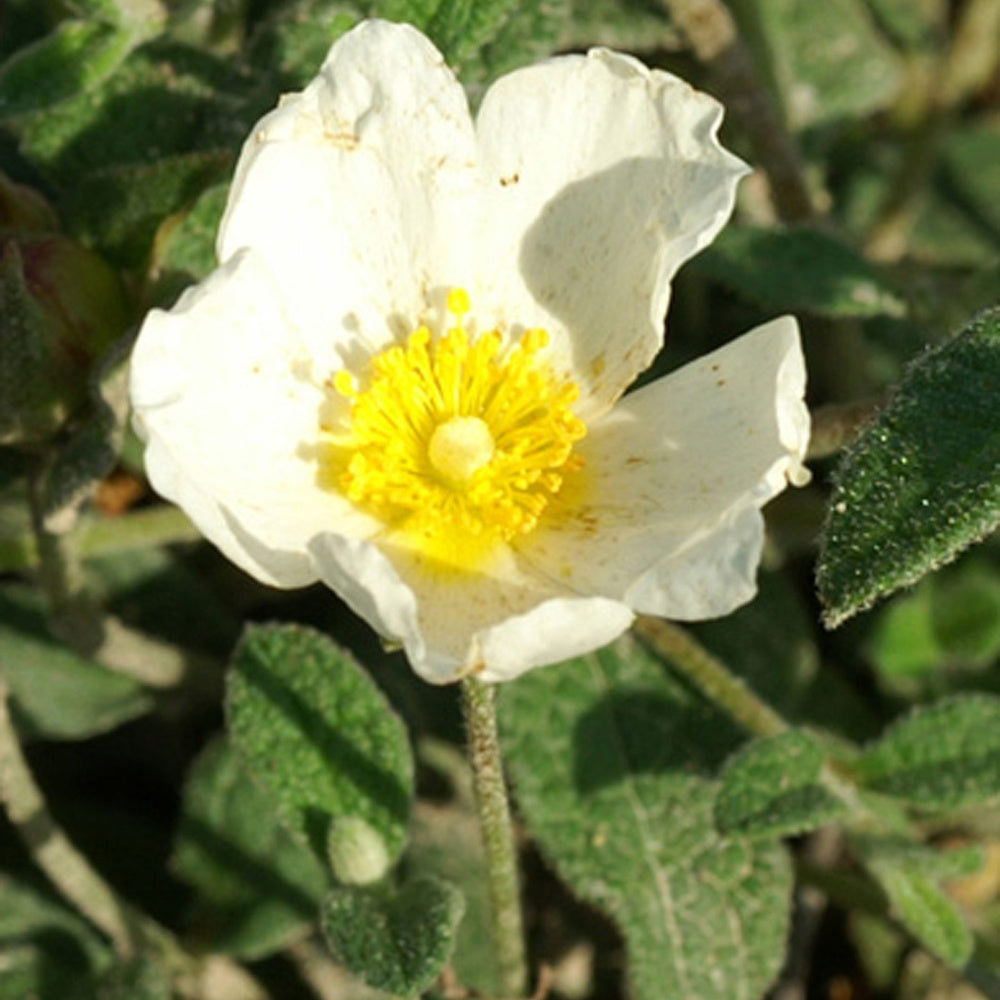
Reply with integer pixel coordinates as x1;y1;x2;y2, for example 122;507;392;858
329;289;585;559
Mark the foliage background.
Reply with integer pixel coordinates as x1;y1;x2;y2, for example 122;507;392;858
0;0;999;997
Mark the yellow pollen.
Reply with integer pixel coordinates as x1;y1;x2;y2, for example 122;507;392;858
428;416;495;481
324;288;586;567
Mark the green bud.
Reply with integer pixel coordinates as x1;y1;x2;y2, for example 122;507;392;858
0;234;128;446
327;816;391;886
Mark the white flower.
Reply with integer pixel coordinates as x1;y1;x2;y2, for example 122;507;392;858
129;20;810;685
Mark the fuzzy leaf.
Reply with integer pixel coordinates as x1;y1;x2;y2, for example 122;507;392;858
94;957;171;1000
0;585;152;741
152;182;228;284
501;636;791;1000
321;876;464;995
37;337;131;534
459;0;571;86
818;307;1000;626
409;745;503;994
70;150;231;264
853;694;1000;809
0;21;135;118
172;737;327;958
695;225;905;319
562;0;680;51
715;730;848;839
868;557;1000;694
857;838;975;967
246;0;360;89
375;0;567;81
0;873;111;999
875;867;971;967
226;623;413;866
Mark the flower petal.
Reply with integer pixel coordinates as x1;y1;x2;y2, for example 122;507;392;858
522;316;809;618
308;533;633;684
130;248;379;587
217;20;478;359
473;47;749;415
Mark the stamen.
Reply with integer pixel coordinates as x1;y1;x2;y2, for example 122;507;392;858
326;289;586;565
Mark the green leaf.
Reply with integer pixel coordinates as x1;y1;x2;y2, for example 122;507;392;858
930;558;1000;662
172;737;327;958
409;741;503;994
70;150;231;264
868;556;1000;693
459;0;571;87
86;545;238;658
93;956;171;1000
867;580;941;688
246;0;360;89
751;0;902;128
715;730;848;839
0;873;111;1000
695;225;905;319
857;838;974;966
0;585;152;741
150;181;228;301
0;21;136;118
226;623;413;866
11;40;247;258
36;336;131;534
501;636;792;1000
853;694;1000;809
944;123;1000;242
818;307;1000;626
690;571;877;740
877;868;971;967
562;0;680;52
321;876;464;996
0;241;60;445
864;0;944;48
375;0;568;80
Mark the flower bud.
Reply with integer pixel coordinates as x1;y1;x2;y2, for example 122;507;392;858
0;234;128;446
326;815;391;886
0;172;59;233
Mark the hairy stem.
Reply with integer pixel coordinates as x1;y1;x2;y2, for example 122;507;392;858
27;464;101;650
634;617;788;738
0;679;137;957
460;677;528;997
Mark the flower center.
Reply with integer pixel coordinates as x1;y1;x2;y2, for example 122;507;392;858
428;416;495;481
327;288;585;565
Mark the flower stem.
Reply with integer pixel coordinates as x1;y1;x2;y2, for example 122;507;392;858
0;679;138;957
634;617;788;738
460;676;528;997
27;464;102;651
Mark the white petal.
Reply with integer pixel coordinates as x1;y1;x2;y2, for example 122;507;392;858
472;597;634;683
130;248;379;588
308;533;633;684
473;48;748;415
217;21;478;360
522;316;809;618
